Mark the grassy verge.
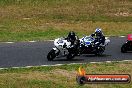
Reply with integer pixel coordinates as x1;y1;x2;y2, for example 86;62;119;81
0;61;132;88
0;0;132;41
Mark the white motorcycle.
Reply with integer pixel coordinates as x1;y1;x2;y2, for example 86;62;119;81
47;37;71;61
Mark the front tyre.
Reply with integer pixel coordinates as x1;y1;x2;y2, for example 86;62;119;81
66;53;75;60
47;49;56;61
121;44;127;53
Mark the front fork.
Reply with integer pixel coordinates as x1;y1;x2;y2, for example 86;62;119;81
53;47;67;56
53;47;60;56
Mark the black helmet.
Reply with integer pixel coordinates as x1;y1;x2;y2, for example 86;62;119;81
68;31;75;36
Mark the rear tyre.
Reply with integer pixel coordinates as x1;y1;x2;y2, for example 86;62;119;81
66;46;76;60
47;49;56;61
95;46;105;56
67;53;74;60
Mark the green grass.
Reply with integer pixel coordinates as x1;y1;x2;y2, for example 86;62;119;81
0;0;132;41
0;61;132;88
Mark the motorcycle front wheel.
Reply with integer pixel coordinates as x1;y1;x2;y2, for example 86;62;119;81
47;49;56;61
121;44;127;53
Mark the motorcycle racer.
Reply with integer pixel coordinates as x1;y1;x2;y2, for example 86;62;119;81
91;28;105;46
65;31;80;56
66;31;79;45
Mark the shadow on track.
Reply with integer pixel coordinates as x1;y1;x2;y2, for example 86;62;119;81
51;54;111;61
53;58;84;61
80;54;111;57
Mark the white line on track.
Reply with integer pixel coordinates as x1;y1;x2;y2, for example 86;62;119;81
105;61;112;63
120;36;126;37
12;67;22;69
122;60;132;62
29;41;36;43
5;42;14;43
68;63;85;65
48;40;54;42
90;62;101;63
41;64;64;66
26;66;34;68
0;68;6;70
0;60;132;70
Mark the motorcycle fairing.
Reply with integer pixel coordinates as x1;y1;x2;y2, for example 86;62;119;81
127;34;132;41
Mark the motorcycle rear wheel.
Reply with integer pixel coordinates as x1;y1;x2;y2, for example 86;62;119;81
67;53;75;60
95;46;105;56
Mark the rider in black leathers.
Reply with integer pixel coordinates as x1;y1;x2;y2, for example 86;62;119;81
66;31;80;55
66;31;78;45
91;28;105;46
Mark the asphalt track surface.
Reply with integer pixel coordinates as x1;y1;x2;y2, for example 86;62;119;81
0;37;132;68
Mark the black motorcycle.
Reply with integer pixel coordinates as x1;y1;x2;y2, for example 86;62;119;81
67;36;110;59
121;34;132;53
